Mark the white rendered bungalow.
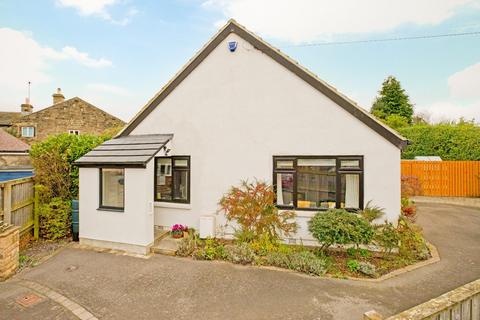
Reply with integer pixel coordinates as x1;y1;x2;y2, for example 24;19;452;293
75;20;408;255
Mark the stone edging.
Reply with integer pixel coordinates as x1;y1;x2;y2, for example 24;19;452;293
14;279;98;320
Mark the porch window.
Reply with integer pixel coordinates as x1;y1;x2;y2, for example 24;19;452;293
273;156;363;211
155;156;190;203
99;168;125;211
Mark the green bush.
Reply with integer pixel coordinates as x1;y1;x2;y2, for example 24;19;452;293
308;209;374;251
39;198;71;240
30;133;111;201
397;217;430;261
398;121;480;160
346;259;360;272
374;222;401;254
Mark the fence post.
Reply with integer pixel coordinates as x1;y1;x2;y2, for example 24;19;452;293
3;183;12;225
33;185;39;240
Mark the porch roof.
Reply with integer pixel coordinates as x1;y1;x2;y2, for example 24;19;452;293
75;134;173;168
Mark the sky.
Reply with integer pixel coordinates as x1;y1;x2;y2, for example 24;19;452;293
1;0;480;123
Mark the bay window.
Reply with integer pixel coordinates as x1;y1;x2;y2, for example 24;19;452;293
273;156;363;210
155;156;190;203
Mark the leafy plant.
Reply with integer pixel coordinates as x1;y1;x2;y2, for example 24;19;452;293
249;234;278;256
176;233;198;257
397;216;430;261
357;201;385;223
30;133;111;202
308;209;374;251
374;222;400;254
219;180;298;242
225;243;256;265
401;198;417;222
39;197;71;240
266;250;329;276
346;259;360;272
194;238;219;260
401;176;421;197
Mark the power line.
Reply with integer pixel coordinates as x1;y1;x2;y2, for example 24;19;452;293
283;30;480;47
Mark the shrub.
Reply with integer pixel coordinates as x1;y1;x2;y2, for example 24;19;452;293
374;222;401;254
347;248;371;258
308;209;374;251
401;176;421;197
176;233;199;257
225;243;256;265
219;180;298;242
39;198;71;240
266;250;329;276
30;133;111;202
358;261;376;277
194;238;219;260
346;259;360;272
397;217;430;261
401;198;417;222
357;201;385;223
249;234;278;256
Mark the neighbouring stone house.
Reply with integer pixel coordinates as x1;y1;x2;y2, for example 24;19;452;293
0;88;125;143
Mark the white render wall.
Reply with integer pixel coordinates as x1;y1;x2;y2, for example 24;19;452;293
78;161;155;253
129;33;401;243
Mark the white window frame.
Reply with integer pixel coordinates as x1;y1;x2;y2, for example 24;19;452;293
68;130;80;135
21;126;35;138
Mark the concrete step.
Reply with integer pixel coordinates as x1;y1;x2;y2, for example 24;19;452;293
151;236;183;256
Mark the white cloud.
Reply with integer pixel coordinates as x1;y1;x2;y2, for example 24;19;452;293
56;0;137;26
0;28;113;109
203;0;479;43
417;62;480;122
448;62;480;99
86;83;131;96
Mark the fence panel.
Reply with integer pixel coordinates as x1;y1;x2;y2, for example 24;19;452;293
401;161;480;197
0;177;35;233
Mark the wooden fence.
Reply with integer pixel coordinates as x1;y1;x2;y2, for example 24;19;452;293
0;177;36;235
401;161;480;197
364;278;480;320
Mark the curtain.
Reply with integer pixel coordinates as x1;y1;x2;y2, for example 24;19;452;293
345;174;359;208
276;174;284;205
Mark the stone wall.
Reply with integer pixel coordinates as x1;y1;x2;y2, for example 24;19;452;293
0;224;19;281
0;153;31;169
10;97;125;143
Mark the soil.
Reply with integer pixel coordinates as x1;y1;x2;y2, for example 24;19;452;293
18;239;71;271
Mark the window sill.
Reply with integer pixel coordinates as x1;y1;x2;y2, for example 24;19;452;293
154;202;192;210
97;207;124;213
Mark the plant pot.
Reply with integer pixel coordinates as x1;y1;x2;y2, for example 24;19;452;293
172;232;183;239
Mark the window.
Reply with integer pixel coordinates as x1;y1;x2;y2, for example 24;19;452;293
21;127;35;138
99;168;125;210
154;156;190;203
68;130;80;135
273;156;363;210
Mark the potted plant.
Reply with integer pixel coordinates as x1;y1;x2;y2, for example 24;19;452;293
171;224;187;239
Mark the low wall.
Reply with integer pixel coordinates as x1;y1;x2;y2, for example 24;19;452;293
0;224;19;281
413;196;480;209
364;278;480;320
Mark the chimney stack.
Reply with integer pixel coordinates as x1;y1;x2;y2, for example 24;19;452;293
21;97;33;115
52;88;65;104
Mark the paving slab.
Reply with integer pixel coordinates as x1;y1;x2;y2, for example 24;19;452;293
1;203;479;320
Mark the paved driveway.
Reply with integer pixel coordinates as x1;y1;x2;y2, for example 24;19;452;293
2;203;480;320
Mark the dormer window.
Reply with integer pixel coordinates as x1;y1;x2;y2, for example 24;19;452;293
21;126;35;138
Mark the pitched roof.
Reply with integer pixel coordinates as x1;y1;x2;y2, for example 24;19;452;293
0;129;30;152
19;97;125;124
118;20;408;149
75;134;173;168
0;112;21;126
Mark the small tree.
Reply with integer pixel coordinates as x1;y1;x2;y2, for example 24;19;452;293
371;76;414;124
219;180;297;242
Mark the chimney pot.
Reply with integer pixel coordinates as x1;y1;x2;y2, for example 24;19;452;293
52;88;65;104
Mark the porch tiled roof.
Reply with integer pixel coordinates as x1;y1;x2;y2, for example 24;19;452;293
75;134;173;168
